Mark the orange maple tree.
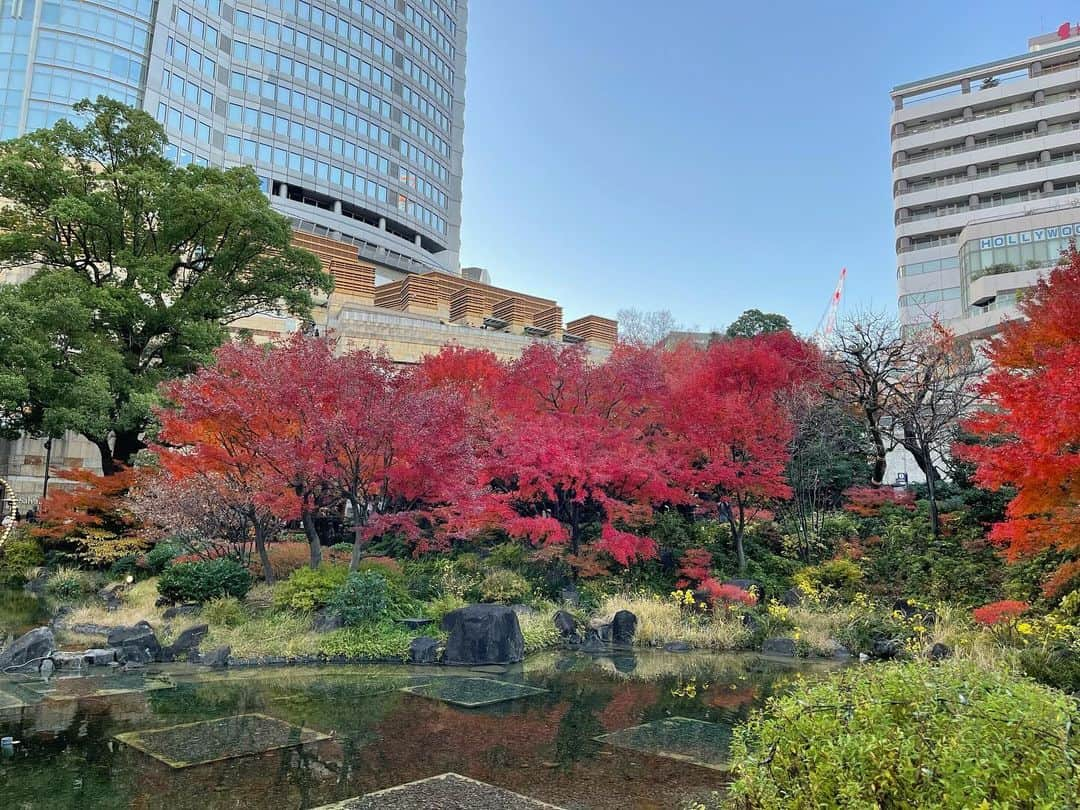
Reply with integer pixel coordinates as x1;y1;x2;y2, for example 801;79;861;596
960;246;1080;594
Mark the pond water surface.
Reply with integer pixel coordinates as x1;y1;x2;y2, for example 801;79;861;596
0;651;836;809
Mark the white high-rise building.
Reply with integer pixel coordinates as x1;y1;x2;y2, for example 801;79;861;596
891;25;1080;338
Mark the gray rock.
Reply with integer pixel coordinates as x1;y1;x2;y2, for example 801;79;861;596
560;586;581;607
870;638;902;660
51;651;86;669
97;583;126;611
893;599;937;625
781;587;803;607
928;642;952;662
761;637;798;657
586;617;613;644
202;645;231;668
161;624;208;662
0;627;56;671
663;641;692;652
82;648;118;666
859;652;870;663
312;609;343;632
107;621;161;664
70;623;113;637
553;610;580;642
830;643;852;660
611;610;637;645
408;636;441;665
441;604;525;666
162;604;200;620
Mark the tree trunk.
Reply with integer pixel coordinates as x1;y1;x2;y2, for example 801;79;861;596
94;439;117;476
924;465;941;539
112;429;145;468
301;510;323;569
253;518;275;585
347;494;366;572
867;418;888;485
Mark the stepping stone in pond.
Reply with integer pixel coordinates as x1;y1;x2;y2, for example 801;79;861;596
400;676;547;708
17;673;175;701
312;772;565;809
594;716;734;771
114;712;330;768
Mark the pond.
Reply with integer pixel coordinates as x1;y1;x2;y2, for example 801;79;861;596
0;651;838;809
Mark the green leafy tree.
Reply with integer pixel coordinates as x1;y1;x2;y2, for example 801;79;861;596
0;97;331;472
724;308;792;338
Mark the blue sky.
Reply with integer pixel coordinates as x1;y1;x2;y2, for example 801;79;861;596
458;1;1080;334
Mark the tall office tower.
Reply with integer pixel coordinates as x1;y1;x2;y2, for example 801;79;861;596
891;25;1080;338
0;0;466;279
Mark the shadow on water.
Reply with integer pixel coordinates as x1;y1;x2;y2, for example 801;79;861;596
0;649;839;809
0;588;50;639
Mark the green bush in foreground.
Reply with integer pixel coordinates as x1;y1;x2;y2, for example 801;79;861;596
727;660;1080;809
318;622;417;661
330;570;390;626
157;558;253;604
0;532;44;584
145;541;181;574
479;568;530;604
273;564;348;611
45;566;96;600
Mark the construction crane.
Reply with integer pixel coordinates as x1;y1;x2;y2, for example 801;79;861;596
813;267;847;345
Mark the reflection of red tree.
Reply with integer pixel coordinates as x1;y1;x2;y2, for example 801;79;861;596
706;684;758;709
598;683;659;731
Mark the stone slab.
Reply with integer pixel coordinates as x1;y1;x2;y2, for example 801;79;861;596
595;716;733;771
313;772;565;809
114;712;330;769
17;673;174;701
400;676;547;708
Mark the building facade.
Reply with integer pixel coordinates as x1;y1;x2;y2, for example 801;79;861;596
891;26;1080;337
1;0;466;279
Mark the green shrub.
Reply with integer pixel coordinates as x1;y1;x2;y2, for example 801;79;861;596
45;566;95;601
727;661;1080;809
0;532;44;584
1019;641;1080;693
403;559;444;600
272;564;348;611
424;592;467;622
487;542;528;570
834;607;909;655
794;558;863;599
158;558;253;604
479;569;530;604
145;541;181;574
330;570;390;626
202;596;247;627
318;622;417;660
108;554;139;579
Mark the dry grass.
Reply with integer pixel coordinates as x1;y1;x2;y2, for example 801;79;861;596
59;577;202;646
598;593;749;651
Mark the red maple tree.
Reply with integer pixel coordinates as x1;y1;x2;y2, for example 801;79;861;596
482;342;678;576
665;332;820;573
960;246;1080;593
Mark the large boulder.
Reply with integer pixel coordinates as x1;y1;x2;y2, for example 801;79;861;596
553;610;581;643
441;604;524;666
107;621;162;664
408;636;441;665
201;645;231;668
161;624;208;662
611;610;637;645
0;627;56;671
761;637;798;657
871;637;902;660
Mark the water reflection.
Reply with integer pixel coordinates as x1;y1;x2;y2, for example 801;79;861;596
0;652;838;809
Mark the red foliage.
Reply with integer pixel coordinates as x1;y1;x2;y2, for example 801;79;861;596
959;247;1080;585
841;485;916;516
481;343;677;574
678;547;713;586
33;466;143;541
664;333;822;568
697;577;758;606
971;600;1029;626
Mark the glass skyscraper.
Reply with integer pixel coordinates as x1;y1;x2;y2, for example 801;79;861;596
0;0;466;277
